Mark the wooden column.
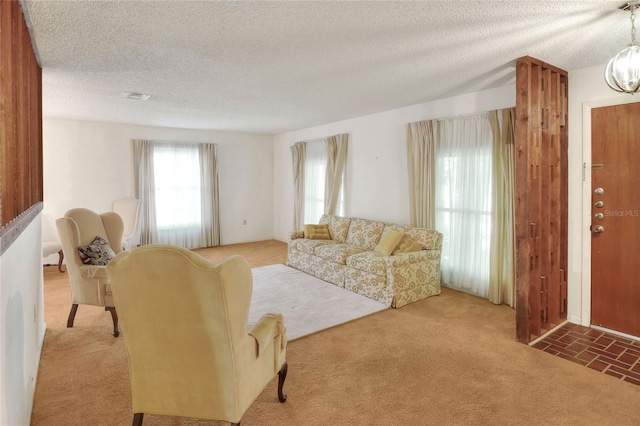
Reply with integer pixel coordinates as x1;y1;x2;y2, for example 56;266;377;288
515;56;568;343
0;0;43;228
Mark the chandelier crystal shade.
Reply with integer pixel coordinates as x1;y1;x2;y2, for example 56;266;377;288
605;2;640;94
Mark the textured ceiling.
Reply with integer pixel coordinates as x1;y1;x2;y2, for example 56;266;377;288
23;0;626;134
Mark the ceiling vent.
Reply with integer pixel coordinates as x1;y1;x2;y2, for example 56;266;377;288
120;91;152;101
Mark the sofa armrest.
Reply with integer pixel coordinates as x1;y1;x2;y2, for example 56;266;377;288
385;249;440;267
288;230;305;241
385;249;442;308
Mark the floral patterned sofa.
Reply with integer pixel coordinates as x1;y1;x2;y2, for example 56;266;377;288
286;214;443;308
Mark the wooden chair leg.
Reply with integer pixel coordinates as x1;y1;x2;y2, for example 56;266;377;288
105;307;120;337
67;304;78;328
57;249;64;273
132;413;143;426
277;361;288;403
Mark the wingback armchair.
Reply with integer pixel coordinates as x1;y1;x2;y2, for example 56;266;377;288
56;208;124;337
112;197;142;250
105;245;288;426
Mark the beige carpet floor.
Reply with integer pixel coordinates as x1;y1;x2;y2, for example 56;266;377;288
32;241;640;425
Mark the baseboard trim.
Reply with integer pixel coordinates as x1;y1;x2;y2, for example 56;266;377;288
528;320;569;347
567;314;583;326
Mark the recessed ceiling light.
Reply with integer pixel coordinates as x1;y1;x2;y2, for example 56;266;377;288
120;91;151;101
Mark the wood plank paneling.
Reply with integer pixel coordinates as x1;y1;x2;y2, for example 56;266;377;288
0;0;42;228
515;56;568;343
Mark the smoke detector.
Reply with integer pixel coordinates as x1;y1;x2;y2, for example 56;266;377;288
120;92;152;101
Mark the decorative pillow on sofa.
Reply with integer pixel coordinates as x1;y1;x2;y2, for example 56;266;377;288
304;224;331;240
392;234;422;255
77;236;116;266
374;229;405;256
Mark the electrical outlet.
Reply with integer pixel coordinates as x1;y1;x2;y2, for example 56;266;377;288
243;219;247;225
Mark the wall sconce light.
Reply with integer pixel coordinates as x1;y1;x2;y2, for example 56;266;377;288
605;1;640;93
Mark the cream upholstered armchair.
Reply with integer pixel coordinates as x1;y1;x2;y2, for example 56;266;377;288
106;245;288;426
112;197;142;251
56;208;124;337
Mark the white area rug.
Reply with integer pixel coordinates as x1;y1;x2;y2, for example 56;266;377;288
249;264;387;341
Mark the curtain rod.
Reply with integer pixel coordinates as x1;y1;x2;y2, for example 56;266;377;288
436;110;491;122
294;132;350;145
434;106;514;122
149;139;216;145
294;137;326;145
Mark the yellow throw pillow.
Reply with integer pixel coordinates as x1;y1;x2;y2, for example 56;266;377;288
374;229;405;256
304;224;331;240
392;234;423;255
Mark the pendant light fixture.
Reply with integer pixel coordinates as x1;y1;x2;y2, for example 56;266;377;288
605;1;640;93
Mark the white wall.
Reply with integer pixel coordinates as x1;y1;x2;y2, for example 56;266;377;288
43;119;274;247
566;64;634;327
0;216;46;425
273;85;516;241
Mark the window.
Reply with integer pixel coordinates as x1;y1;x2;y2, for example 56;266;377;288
291;135;348;231
153;143;202;247
303;140;346;224
133;139;220;250
435;114;493;298
303;140;328;224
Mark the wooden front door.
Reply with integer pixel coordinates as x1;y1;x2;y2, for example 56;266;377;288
591;102;640;337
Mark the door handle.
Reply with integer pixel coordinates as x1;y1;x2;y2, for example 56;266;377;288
593;225;605;233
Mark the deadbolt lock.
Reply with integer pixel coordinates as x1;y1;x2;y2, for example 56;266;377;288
594;225;605;233
595;213;604;220
595;188;604;195
595;201;604;208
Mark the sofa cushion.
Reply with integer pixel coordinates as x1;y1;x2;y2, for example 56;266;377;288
319;214;351;243
314;244;365;265
374;229;404;256
289;238;336;254
345;218;386;250
392;234;423;255
346;251;386;276
312;261;345;287
286;249;317;275
383;223;408;234
304;224;331;240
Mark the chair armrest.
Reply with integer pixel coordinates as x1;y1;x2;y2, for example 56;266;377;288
288;230;304;241
79;265;109;279
249;313;286;356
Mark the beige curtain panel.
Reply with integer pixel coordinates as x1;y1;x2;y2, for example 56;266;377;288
488;108;516;307
406;120;438;228
199;143;221;247
290;142;305;232
132;139;158;245
324;134;349;215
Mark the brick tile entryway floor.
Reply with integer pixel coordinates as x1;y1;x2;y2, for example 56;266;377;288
532;322;640;386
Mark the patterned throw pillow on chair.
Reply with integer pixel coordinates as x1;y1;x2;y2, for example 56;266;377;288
78;236;116;266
